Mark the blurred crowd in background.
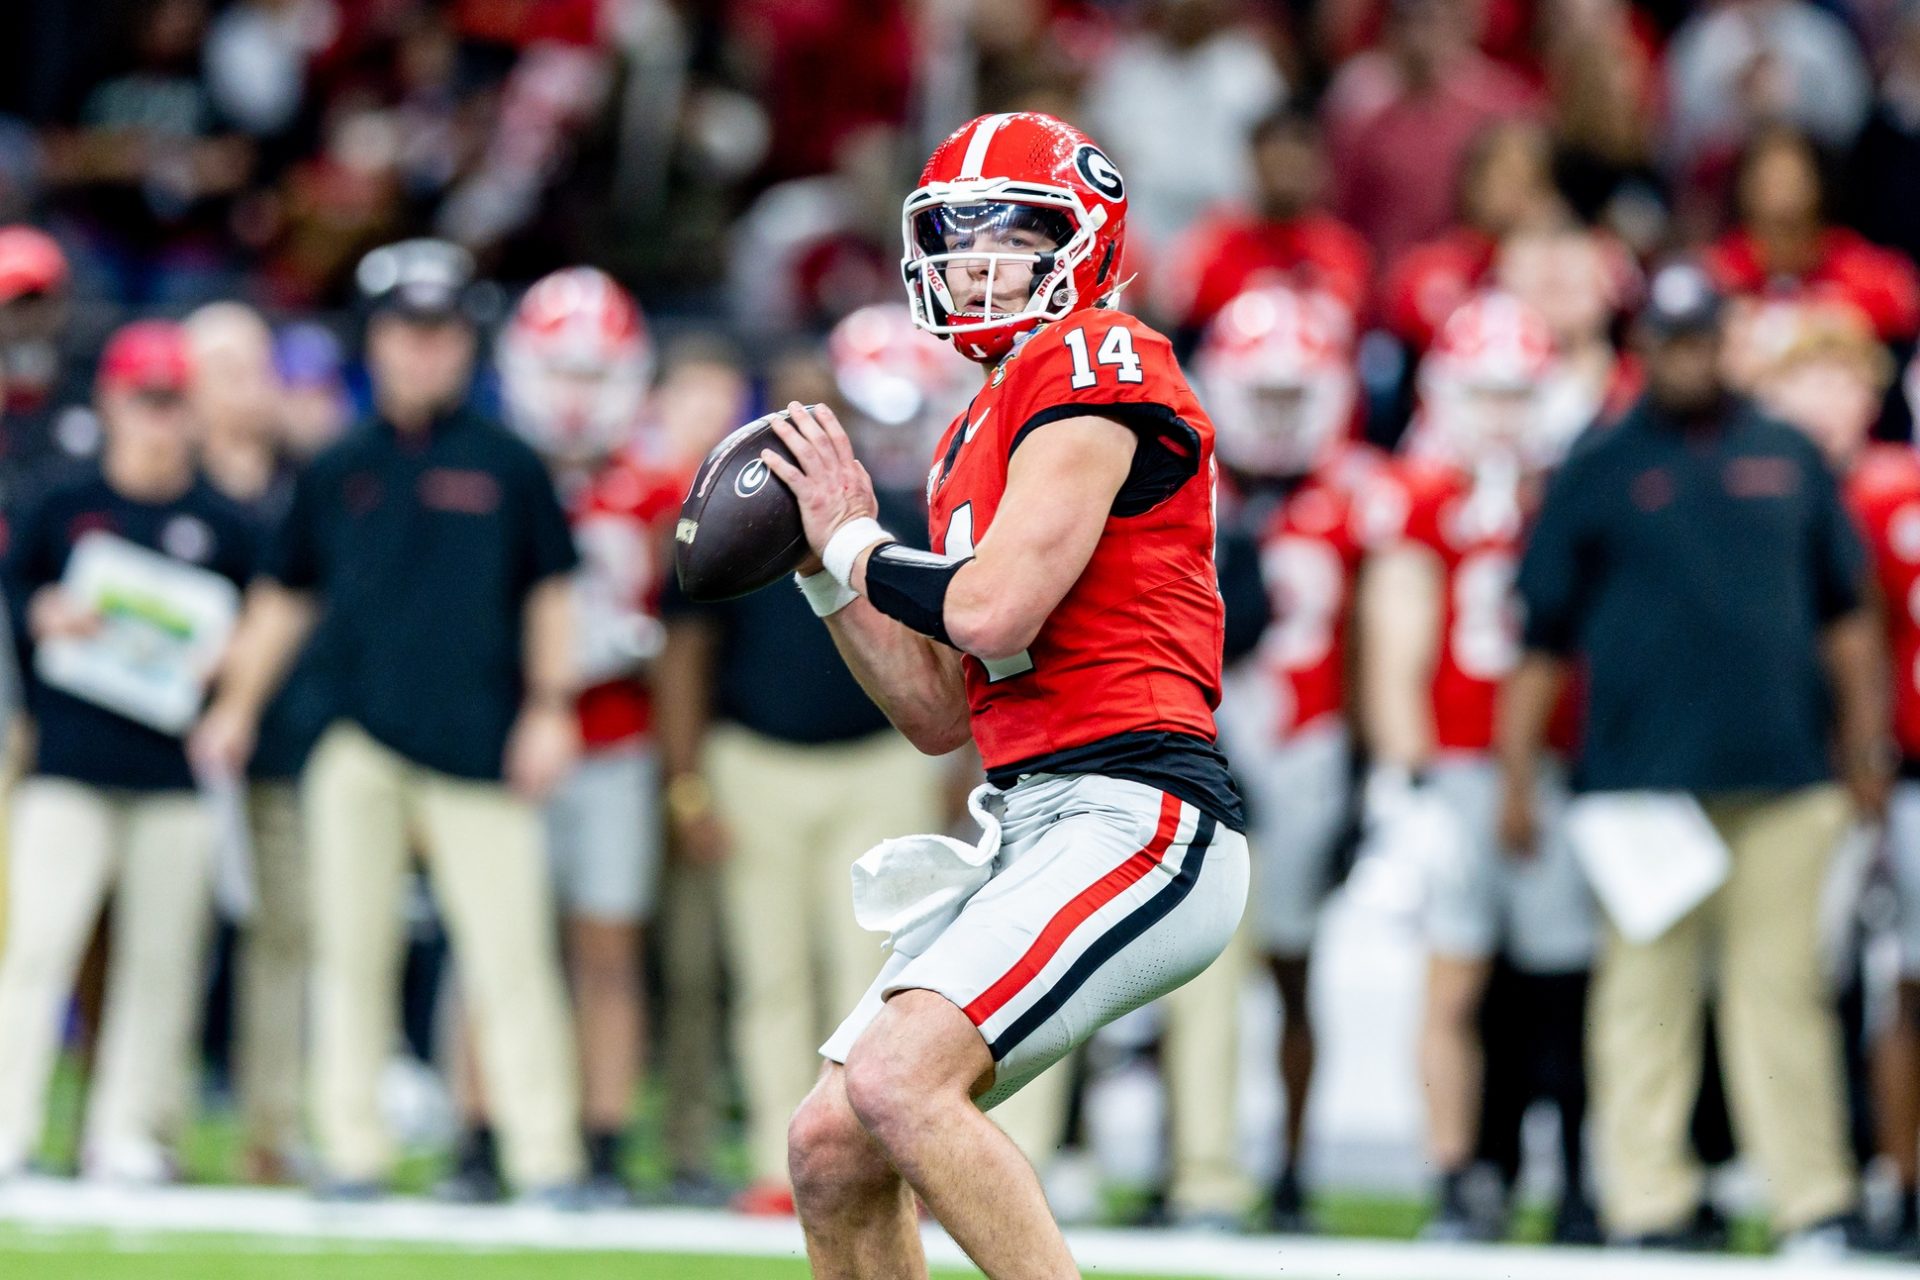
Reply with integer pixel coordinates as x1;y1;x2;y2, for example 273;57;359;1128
1;0;1920;1264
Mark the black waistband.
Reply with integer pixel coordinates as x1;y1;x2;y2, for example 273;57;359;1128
987;729;1246;832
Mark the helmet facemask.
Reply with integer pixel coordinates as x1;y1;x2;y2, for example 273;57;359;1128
901;181;1108;354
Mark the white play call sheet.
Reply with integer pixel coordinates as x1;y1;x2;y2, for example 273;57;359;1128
1564;791;1730;943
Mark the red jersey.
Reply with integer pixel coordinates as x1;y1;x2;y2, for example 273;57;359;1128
1248;451;1375;740
568;451;686;750
1845;443;1920;759
926;310;1225;771
1362;457;1524;753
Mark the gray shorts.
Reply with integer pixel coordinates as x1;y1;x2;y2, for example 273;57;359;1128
821;773;1249;1108
1240;724;1351;955
1424;755;1595;973
544;743;661;924
1888;781;1920;978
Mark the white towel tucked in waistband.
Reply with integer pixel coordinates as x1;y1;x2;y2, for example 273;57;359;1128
850;783;1004;957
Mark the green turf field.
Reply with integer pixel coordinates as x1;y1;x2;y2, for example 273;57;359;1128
0;1230;1181;1279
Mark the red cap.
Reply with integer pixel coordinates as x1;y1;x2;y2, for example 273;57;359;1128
97;320;194;395
0;226;68;303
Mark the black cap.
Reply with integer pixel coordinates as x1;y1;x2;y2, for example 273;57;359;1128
1639;261;1725;337
356;238;480;323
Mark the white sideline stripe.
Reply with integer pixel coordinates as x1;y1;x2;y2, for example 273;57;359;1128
0;1180;1911;1280
958;113;1011;180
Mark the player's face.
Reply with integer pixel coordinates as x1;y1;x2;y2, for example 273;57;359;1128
1762;356;1878;467
939;226;1052;315
1502;236;1611;345
103;385;198;457
916;202;1071;320
1461;383;1539;456
368;312;476;420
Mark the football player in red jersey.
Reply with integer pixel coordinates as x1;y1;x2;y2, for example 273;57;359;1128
1358;292;1598;1242
485;266;683;1204
1758;311;1919;1250
1197;283;1371;1229
755;112;1249;1277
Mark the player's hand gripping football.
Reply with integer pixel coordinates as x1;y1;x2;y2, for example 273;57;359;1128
760;402;879;576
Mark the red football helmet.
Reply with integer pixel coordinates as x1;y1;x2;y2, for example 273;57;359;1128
902;112;1130;364
1414;291;1561;466
498;266;653;460
829;303;974;429
830;302;976;487
1195;285;1356;478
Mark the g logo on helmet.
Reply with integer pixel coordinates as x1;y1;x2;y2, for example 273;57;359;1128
735;459;770;498
1074;145;1125;201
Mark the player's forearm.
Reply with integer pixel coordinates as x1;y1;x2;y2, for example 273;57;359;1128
522;575;577;708
1496;653;1565;788
824;600;970;754
1824;610;1891;771
1357;551;1439;768
654;618;716;779
217;582;317;719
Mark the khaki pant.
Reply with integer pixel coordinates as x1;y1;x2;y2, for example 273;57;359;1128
0;779;213;1172
707;725;942;1184
237;781;306;1157
1590;785;1856;1235
304;724;581;1188
1162;925;1253;1216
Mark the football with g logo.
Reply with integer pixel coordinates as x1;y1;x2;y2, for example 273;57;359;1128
673;407;812;601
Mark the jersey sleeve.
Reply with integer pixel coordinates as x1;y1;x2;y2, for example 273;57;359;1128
1001;313;1203;517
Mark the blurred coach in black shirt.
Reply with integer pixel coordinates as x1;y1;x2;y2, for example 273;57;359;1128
193;240;586;1199
1497;264;1883;1250
0;320;255;1183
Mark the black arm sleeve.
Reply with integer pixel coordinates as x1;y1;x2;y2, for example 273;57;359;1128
1;490;58;673
264;462;324;589
1516;460;1591;655
1217;523;1270;665
1010;402;1203;517
516;451;582;589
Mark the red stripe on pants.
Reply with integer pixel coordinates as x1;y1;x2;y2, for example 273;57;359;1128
962;791;1184;1026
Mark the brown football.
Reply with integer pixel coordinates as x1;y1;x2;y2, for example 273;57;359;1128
674;408;812;601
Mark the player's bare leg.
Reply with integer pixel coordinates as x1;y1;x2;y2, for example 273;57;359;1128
1872;981;1920;1233
843;989;1078;1280
567;918;644;1175
789;1064;926;1280
1268;953;1315;1216
1421;954;1492;1174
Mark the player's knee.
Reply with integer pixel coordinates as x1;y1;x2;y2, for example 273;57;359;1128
788;1087;885;1205
842;1040;921;1145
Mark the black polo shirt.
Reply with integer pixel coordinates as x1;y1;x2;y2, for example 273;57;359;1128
3;466;258;791
239;463;336;782
264;405;579;780
661;486;929;745
1517;397;1865;793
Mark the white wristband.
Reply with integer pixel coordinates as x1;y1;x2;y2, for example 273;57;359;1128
823;516;894;588
795;569;857;617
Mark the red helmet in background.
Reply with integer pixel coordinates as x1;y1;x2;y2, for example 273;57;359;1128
498;266;652;460
829;302;975;487
1414;291;1562;466
902;112;1129;364
829;303;974;429
1194;285;1356;479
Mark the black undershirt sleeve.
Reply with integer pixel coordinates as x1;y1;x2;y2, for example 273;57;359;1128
1009;402;1202;517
